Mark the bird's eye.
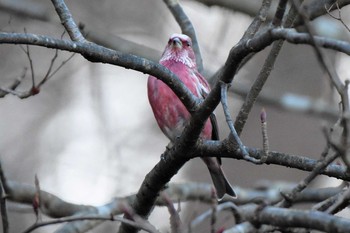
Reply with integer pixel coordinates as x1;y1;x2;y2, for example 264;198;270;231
186;41;191;46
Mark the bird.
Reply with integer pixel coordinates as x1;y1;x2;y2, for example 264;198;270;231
147;33;236;199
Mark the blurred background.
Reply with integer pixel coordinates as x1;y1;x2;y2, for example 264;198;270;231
1;0;350;232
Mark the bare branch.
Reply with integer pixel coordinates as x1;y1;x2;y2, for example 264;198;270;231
37;50;76;87
0;68;27;98
161;193;183;233
260;108;269;162
242;0;272;39
4;176;347;232
233;3;301;135
225;203;350;232
325;1;350;32
277;152;338;208
50;0;85;42
196;142;349;181
22;214;159;233
189;202;238;232
220;82;261;164
294;0;350;27
22;41;35;88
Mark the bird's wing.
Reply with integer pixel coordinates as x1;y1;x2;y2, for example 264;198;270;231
195;70;211;97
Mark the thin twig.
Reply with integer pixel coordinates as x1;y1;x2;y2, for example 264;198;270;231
210;190;217;233
23;41;35;88
119;202;160;233
325;1;350;33
161;193;183;233
0;43;75;98
220;82;263;164
0;68;27;98
46;53;75;81
37;50;76;87
0;161;9;233
260;108;269;162
278;150;339;208
188;202;238;232
33;174;41;222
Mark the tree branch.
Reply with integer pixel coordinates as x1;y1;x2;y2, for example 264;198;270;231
0;162;9;233
50;0;85;42
196;141;349;181
234;204;350;232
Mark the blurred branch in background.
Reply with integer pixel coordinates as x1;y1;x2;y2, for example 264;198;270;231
3;178;349;233
190;0;274;18
191;0;350;26
0;0;51;21
0;0;161;62
231;83;339;120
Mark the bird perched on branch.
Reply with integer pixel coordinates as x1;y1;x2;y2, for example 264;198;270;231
147;33;236;199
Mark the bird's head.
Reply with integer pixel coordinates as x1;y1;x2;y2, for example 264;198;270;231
160;33;196;68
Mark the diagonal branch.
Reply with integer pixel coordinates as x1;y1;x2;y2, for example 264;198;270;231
234;2;301;135
50;0;85;42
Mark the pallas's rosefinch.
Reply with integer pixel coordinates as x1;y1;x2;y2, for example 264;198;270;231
148;33;236;199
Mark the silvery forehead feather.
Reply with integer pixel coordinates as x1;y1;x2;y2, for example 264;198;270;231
160;34;195;68
170;33;191;42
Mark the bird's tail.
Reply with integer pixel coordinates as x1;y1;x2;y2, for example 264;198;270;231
203;158;237;199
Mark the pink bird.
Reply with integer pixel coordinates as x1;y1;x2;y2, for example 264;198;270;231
147;33;236;199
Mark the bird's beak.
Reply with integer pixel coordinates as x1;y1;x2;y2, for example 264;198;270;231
171;37;182;49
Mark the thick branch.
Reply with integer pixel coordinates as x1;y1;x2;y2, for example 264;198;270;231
196;141;349;181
